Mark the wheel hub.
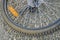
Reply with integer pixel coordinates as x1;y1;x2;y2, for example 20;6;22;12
27;0;44;12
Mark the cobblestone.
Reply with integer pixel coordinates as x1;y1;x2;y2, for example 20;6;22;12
0;0;60;40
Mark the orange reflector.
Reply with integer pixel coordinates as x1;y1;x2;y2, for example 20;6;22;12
8;5;19;17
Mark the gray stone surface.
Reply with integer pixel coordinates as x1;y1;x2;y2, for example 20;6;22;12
0;0;60;40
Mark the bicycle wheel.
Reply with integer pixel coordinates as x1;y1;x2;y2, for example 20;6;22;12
2;0;60;36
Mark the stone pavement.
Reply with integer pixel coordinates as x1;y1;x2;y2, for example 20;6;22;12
0;0;60;40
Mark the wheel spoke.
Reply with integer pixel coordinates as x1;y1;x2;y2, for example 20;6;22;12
46;4;59;19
